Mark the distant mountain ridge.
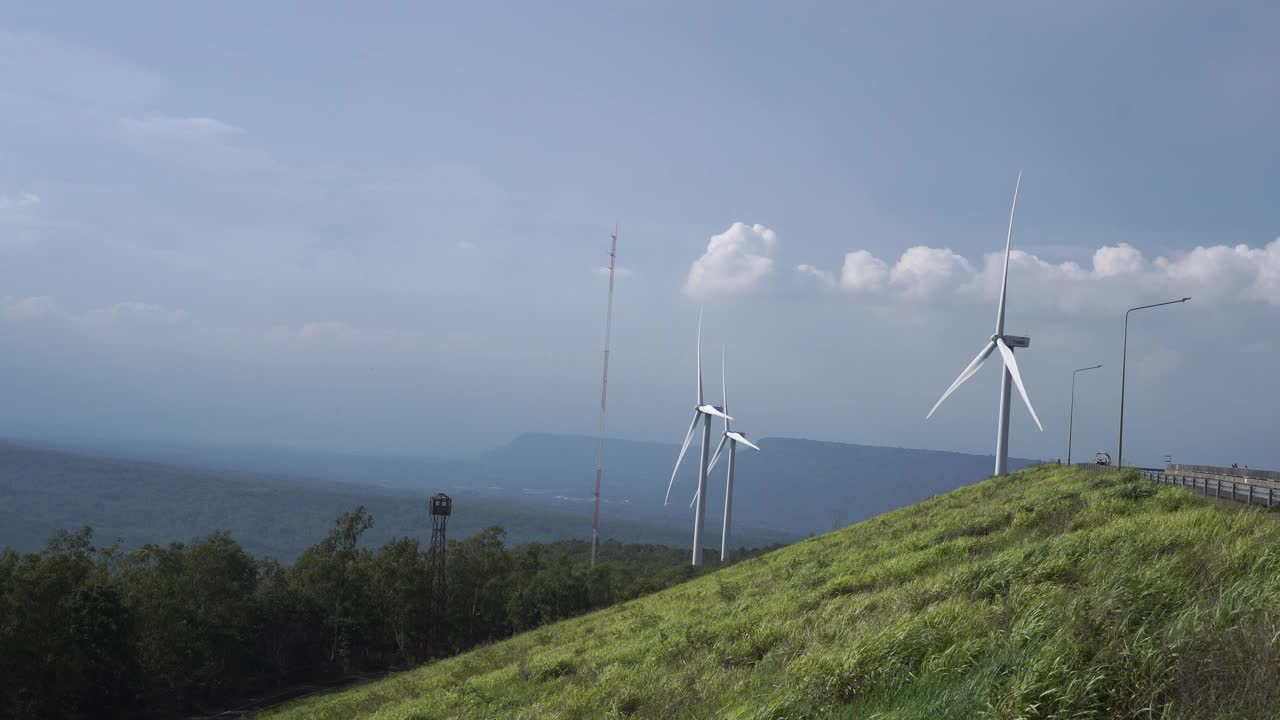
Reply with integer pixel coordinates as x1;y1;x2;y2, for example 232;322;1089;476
0;432;1039;561
474;432;1040;535
0;440;787;561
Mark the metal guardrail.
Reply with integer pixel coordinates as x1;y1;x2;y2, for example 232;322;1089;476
1058;465;1276;508
1167;463;1280;486
1139;469;1278;509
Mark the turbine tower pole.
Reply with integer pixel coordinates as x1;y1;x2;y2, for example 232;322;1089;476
692;413;711;567
720;439;736;562
590;226;619;567
995;371;1013;476
993;171;1020;478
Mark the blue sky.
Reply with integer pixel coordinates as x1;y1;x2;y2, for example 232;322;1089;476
1;2;1277;468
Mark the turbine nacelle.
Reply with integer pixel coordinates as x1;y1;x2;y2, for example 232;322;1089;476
998;334;1030;349
697;404;732;421
706;429;760;476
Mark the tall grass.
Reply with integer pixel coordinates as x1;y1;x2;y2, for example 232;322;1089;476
258;466;1280;719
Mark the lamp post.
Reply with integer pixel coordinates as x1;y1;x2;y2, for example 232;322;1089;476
1118;297;1190;468
1067;364;1102;465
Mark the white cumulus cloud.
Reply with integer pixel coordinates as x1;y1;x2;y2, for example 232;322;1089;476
684;222;778;297
1155;242;1280;305
827;246;973;299
795;263;836;290
838;251;889;292
1092;243;1145;277
798;238;1280;311
890;247;974;299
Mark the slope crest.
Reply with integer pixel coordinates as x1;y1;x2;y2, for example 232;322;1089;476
260;466;1280;720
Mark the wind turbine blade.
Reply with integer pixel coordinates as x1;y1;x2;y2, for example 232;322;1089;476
731;434;761;452
665;410;700;505
696;308;704;405
707;434;729;473
721;346;730;431
995;171;1021;335
699;405;734;421
995;337;1043;431
926;340;997;419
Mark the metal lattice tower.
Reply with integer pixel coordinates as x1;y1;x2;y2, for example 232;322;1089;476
428;493;451;652
591;227;618;567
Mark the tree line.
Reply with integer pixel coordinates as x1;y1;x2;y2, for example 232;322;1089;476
0;506;775;718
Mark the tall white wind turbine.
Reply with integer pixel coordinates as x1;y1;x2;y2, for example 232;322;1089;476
695;348;760;563
666;311;732;567
926;172;1043;476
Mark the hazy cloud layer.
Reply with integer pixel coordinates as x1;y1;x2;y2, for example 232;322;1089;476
594;265;634;278
1;297;425;352
80;302;188;328
229;321;424;349
119;115;244;141
1134;347;1184;382
2;295;56;321
0;191;41;214
3;296;188;328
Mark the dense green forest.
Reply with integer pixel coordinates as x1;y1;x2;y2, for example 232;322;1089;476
0;509;775;718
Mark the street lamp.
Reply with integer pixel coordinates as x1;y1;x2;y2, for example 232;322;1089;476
1118;297;1190;468
1067;364;1102;465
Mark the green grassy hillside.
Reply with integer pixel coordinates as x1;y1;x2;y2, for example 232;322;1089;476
258;466;1280;719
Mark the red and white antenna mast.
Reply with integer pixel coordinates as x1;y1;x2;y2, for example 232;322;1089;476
591;224;619;567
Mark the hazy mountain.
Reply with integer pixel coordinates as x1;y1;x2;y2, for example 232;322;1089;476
0;440;791;562
469;432;1041;536
0;432;1038;562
